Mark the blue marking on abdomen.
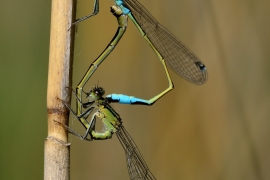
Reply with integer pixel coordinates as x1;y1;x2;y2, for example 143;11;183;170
106;94;149;104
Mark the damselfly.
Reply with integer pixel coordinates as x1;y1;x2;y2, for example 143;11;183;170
59;86;156;179
74;1;207;122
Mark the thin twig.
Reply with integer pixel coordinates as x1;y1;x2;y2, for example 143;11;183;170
45;0;77;179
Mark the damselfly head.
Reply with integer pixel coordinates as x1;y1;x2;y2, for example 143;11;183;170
87;85;105;100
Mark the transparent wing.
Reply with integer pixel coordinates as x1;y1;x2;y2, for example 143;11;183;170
124;0;207;84
116;125;156;180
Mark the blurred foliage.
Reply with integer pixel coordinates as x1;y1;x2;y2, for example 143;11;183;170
1;0;270;180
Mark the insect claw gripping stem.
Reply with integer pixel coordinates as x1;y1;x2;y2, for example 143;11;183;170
68;0;100;31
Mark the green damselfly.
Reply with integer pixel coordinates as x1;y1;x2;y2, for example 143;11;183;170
59;86;156;179
74;0;207;119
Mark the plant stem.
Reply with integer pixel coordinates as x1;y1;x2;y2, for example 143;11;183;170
45;0;77;179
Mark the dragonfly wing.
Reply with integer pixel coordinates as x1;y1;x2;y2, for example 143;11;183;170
117;126;156;180
124;0;207;84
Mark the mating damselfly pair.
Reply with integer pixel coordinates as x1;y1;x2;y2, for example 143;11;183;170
57;0;207;179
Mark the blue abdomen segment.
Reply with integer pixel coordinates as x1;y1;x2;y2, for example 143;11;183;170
106;94;150;105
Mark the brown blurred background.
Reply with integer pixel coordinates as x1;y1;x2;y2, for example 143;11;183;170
1;0;270;179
